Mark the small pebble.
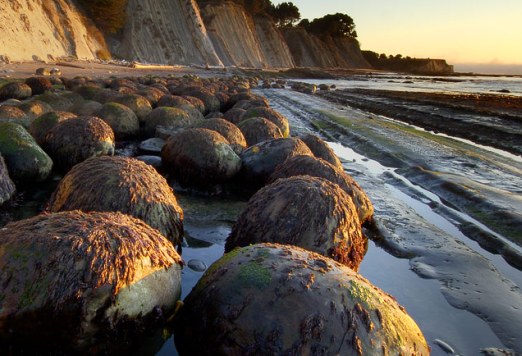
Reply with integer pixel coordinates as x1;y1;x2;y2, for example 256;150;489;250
187;259;207;272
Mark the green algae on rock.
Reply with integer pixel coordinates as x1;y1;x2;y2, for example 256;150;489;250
0;122;53;182
47;156;184;247
0;210;183;350
174;243;429;355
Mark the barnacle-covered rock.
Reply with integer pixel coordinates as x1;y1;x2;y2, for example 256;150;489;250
269;155;374;224
144;107;192;138
0;210;183;350
238;117;283;146
47;156;184;246
226;176;366;270
161;128;241;188
97;102;140;140
194;118;247;154
243;107;290;138
300;133;343;170
0;82;31;101
0;153;15;204
44;116;115;171
175;243;429;355
240;137;313;188
28;111;77;147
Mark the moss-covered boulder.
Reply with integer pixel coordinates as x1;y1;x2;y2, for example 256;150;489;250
16;100;53;126
194;118;247;154
175;243;428;355
157;94;191;108
143;107;192;138
243;107;290;137
0;122;53;182
240;137;313;188
48;155;184;245
113;94;152;124
0;105;28;126
0;82;31;101
137;87;165;107
223;107;246;125
183;90;220;113
97;102;140;140
33;91;74;112
0;153;15;205
238;117;284;146
0;210;183;350
45;116;115;171
269;155;374;224
182;95;205;113
226;176;366;270
24;77;52;95
161;128;241;188
28;111;77;147
69;100;103;116
301;133;343;170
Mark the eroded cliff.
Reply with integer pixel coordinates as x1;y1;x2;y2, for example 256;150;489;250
0;0;106;62
113;0;222;67
283;27;370;69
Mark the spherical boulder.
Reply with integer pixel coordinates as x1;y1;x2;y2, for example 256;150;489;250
97;102;140;140
174;243;428;355
17;100;53;125
47;156;184;246
112;94;152;124
194;118;247;154
0;210;183;350
226;176;366;270
143;107;192;138
223;107;246;125
33;91;74;112
137;87;165;107
24;77;52;95
0;105;28;126
28;111;77;147
0;82;32;101
238;117;283;146
161;128;241;188
157;94;191;108
269;155;374;224
301;133;343;170
243;107;290;137
69;100;103;116
0;122;53;182
45;116;115;171
240;137;313;188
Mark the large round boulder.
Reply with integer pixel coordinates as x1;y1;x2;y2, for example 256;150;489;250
161;128;241;188
0;82;32;101
48;156;184;246
24;77;52;95
300;133;343;170
240;137;313;188
112;94;152;124
0;105;28;126
0;153;16;205
28;111;77;147
143;107;192;138
45;116;115;171
175;243;428;355
97;102;140;140
243;107;290;138
0;210;183;350
69;99;103;116
194;118;247;154
0;122;53;182
238;117;283;146
34;91;75;112
223;107;246;125
226;176;366;270
269;155;374;224
157;94;191;108
17;100;53;126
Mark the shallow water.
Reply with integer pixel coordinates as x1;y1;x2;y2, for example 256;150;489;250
302;73;522;96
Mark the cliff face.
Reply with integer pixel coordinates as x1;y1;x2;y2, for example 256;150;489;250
113;0;222;66
282;27;370;69
0;0;106;62
253;16;295;68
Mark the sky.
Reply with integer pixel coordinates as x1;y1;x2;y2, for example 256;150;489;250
272;0;522;73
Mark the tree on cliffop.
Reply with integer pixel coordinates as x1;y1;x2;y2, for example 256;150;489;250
308;13;358;38
270;2;301;27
